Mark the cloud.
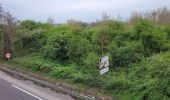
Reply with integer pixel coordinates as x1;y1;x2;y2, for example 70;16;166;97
1;0;170;23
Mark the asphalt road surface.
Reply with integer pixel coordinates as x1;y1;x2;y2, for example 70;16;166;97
0;78;39;100
0;70;74;100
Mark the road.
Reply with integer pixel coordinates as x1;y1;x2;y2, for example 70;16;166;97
0;70;74;100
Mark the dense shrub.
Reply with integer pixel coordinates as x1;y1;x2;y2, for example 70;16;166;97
141;32;167;55
164;25;170;50
104;76;131;91
129;52;170;100
15;29;46;51
133;19;167;56
110;41;144;67
164;24;170;39
70;72;86;83
46;25;72;36
18;20;39;31
106;20;126;35
18;20;51;31
83;74;104;87
82;27;98;42
11;56;60;73
133;19;156;38
83;52;99;69
50;67;77;79
91;27;112;54
43;34;70;61
67;36;91;63
43;25;74;61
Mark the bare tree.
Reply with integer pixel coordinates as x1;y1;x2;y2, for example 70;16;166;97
90;13;112;27
101;12;111;21
128;11;142;26
46;17;54;25
157;7;170;25
129;7;170;26
67;19;87;27
0;5;17;59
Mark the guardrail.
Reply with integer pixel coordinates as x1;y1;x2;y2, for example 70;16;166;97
0;65;96;100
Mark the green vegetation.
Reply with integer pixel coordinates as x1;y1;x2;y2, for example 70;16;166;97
9;52;170;100
1;6;170;100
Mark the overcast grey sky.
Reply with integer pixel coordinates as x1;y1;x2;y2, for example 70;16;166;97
1;0;170;23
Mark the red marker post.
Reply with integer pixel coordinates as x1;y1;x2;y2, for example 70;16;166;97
5;53;11;61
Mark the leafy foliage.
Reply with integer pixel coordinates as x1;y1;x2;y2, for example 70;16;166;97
43;33;71;61
133;19;168;56
15;29;46;51
83;52;99;69
1;12;169;100
110;41;144;67
67;36;91;63
18;20;51;31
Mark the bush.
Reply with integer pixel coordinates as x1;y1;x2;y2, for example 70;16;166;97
164;24;170;39
50;67;77;79
15;29;46;52
71;72;86;83
82;27;98;42
11;56;61;73
141;32;167;56
43;34;70;61
110;41;144;68
46;25;72;36
18;20;51;31
107;20;126;35
43;25;75;61
104;76;131;91
133;19;156;38
67;36;91;64
18;20;39;31
83;52;99;69
91;27;113;54
83;74;104;87
129;52;170;100
133;19;167;56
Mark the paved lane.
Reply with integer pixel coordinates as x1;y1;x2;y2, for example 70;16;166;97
0;70;74;100
0;78;40;100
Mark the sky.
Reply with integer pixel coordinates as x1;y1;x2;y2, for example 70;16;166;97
1;0;170;23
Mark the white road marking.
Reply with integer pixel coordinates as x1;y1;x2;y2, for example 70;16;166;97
11;85;44;100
